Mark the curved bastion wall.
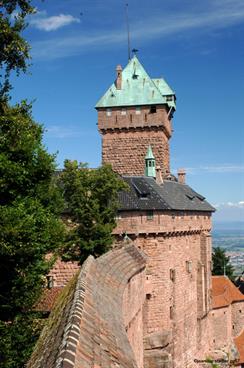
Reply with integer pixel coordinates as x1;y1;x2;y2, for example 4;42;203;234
27;243;147;368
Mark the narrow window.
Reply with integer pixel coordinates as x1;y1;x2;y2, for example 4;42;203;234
135;106;141;115
106;108;112;116
115;115;118;123
121;108;126;116
130;114;132;123
170;306;174;319
170;269;175;282
150;105;157;114
145;113;147;122
186;261;192;273
147;210;154;220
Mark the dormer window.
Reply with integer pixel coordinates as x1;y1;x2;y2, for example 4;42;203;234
150;105;156;114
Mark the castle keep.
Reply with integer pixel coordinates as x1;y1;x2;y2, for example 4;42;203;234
96;56;175;176
28;57;244;368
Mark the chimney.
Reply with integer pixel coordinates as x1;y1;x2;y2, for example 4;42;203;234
178;168;186;184
116;65;122;90
156;166;163;185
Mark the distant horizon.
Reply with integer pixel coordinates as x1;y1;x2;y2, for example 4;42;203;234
212;220;244;230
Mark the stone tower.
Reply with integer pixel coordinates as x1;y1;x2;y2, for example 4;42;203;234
95;56;176;176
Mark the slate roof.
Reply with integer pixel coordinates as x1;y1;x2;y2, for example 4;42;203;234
95;55;176;109
118;176;215;212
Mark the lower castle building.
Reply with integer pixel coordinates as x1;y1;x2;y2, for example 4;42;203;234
28;56;244;368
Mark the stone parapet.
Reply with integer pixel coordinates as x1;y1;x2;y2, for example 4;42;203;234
28;244;147;368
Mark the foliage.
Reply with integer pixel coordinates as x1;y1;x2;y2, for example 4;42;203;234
0;314;43;368
0;101;64;367
59;160;127;263
212;247;235;280
0;1;34;99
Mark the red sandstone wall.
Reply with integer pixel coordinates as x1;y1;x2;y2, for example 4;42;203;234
232;302;244;337
98;105;172;136
123;270;146;368
97;105;172;176
210;307;232;350
115;213;213;367
114;211;212;236
102;129;170;176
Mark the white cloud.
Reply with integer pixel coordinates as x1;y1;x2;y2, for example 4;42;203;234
184;165;244;174
31;0;244;59
214;201;244;209
30;13;80;31
46;125;84;138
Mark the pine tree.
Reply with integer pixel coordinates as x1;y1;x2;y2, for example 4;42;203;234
212;247;235;280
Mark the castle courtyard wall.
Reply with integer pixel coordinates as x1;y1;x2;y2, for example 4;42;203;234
232;302;244;337
114;212;213;367
123;268;146;368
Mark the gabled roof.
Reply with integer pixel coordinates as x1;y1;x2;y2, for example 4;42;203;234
212;276;244;309
118;176;215;212
95;56;176;109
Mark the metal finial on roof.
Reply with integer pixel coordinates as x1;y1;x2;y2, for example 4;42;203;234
125;3;131;61
123;232;131;243
145;145;155;159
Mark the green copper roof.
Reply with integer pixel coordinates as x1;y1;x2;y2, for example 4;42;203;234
152;78;176;109
152;78;174;95
95;56;176;109
145;145;155;159
145;145;156;178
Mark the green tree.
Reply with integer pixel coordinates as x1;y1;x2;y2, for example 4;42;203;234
0;3;65;366
212;247;235;280
60;160;127;263
0;1;34;99
0;102;64;368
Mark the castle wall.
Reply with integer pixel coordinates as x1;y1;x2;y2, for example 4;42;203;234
123;269;146;368
115;212;213;367
232;302;244;337
97;105;172;135
98;105;172;176
101;129;170;176
210;307;232;350
115;211;212;236
28;245;147;368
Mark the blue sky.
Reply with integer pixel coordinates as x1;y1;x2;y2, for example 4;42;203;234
10;0;244;222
